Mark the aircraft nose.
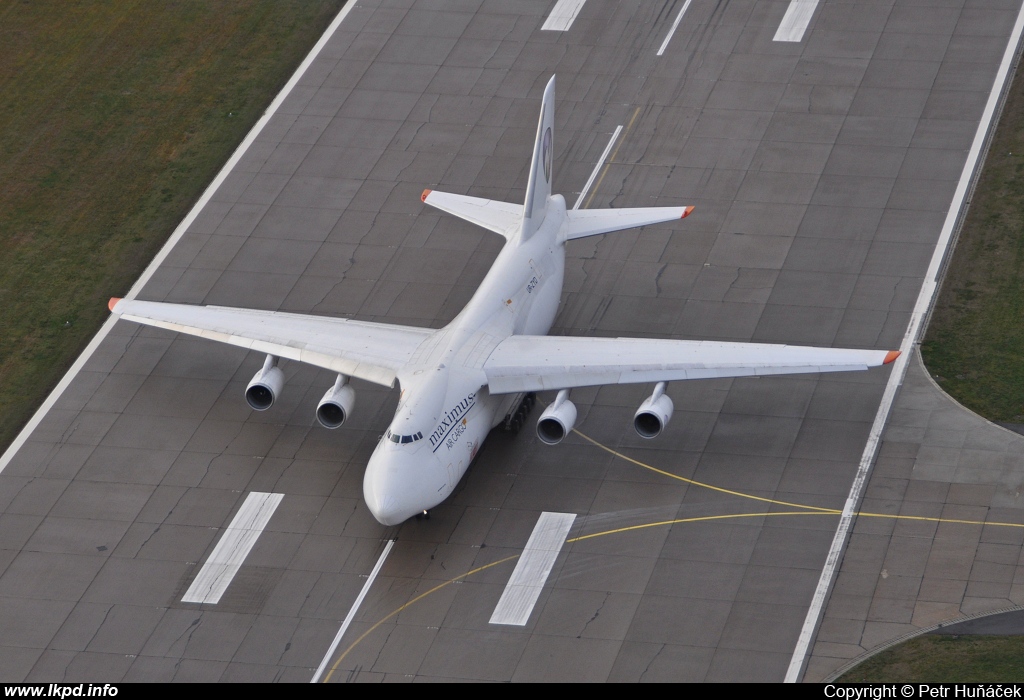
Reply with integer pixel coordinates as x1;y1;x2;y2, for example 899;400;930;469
363;448;430;526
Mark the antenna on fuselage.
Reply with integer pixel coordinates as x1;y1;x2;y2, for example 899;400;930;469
521;75;556;242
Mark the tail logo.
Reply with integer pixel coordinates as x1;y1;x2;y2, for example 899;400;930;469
542;126;552;183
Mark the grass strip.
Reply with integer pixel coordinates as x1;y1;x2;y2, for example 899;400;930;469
0;0;346;450
837;635;1024;683
922;58;1024;423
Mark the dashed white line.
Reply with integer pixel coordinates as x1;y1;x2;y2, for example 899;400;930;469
784;0;1024;682
573;125;622;210
542;0;588;32
311;539;395;684
182;491;284;604
656;0;693;56
773;0;819;42
489;512;576;626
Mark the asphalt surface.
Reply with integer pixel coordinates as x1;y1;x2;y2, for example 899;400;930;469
2;0;1024;683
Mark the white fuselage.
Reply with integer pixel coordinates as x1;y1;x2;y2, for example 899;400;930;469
362;196;568;525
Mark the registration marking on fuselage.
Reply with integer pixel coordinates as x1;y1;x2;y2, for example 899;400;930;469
542;0;588;32
773;0;819;42
182;491;284;605
489;512;576;626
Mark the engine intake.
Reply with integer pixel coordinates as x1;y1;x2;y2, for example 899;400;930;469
317;375;355;429
537;389;577;445
634;382;673;439
246;355;284;411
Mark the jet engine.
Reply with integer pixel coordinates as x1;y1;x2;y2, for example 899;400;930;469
316;375;355;429
245;355;285;411
537;389;577;445
633;382;673;439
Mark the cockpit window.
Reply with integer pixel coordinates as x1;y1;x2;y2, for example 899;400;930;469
385;430;423;444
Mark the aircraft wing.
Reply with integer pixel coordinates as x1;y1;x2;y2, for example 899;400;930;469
108;298;433;387
482;335;899;394
421;189;523;240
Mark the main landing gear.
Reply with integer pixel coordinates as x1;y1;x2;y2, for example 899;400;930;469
502;392;537;434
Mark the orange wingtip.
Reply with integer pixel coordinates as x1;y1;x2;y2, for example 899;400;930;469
421;189;432;202
681;205;695;219
108;297;122;312
883;350;901;364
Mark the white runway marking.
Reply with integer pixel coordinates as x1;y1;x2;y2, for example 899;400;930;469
773;0;818;42
0;0;359;476
657;0;693;56
573;125;622;210
785;0;1024;683
542;0;588;31
182;491;283;605
489;512;575;626
311;539;395;683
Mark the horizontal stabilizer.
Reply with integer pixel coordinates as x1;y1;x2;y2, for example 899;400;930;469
421;189;523;240
566;205;694;241
483;335;898;394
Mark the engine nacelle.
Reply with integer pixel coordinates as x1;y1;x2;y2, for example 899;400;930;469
537;389;577;445
634;382;673;439
316;375;355;429
245;356;284;411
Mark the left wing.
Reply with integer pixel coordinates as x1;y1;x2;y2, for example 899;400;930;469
109;298;433;387
482;335;899;394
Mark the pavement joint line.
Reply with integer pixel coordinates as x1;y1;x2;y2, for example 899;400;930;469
488;512;576;626
541;0;588;32
773;0;819;43
656;0;693;56
0;0;359;476
311;538;395;684
783;0;1024;683
182;491;284;605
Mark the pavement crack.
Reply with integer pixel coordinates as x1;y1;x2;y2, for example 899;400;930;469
640;643;666;681
170;615;203;657
578;592;608;638
653;263;667;296
137;524;162;554
163;482;194;526
83;604;115;652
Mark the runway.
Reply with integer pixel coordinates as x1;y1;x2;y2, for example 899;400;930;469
2;0;1023;682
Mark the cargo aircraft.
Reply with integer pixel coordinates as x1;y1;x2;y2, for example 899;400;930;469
109;76;899;525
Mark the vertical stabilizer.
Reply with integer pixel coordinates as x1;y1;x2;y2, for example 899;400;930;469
521;75;556;240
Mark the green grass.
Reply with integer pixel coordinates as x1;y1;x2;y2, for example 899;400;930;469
836;636;1024;683
922;58;1024;423
0;0;345;450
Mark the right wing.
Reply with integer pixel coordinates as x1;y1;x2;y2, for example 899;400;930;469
109;298;434;387
482;335;899;394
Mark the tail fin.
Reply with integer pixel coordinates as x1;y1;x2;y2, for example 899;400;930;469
521;75;556;240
